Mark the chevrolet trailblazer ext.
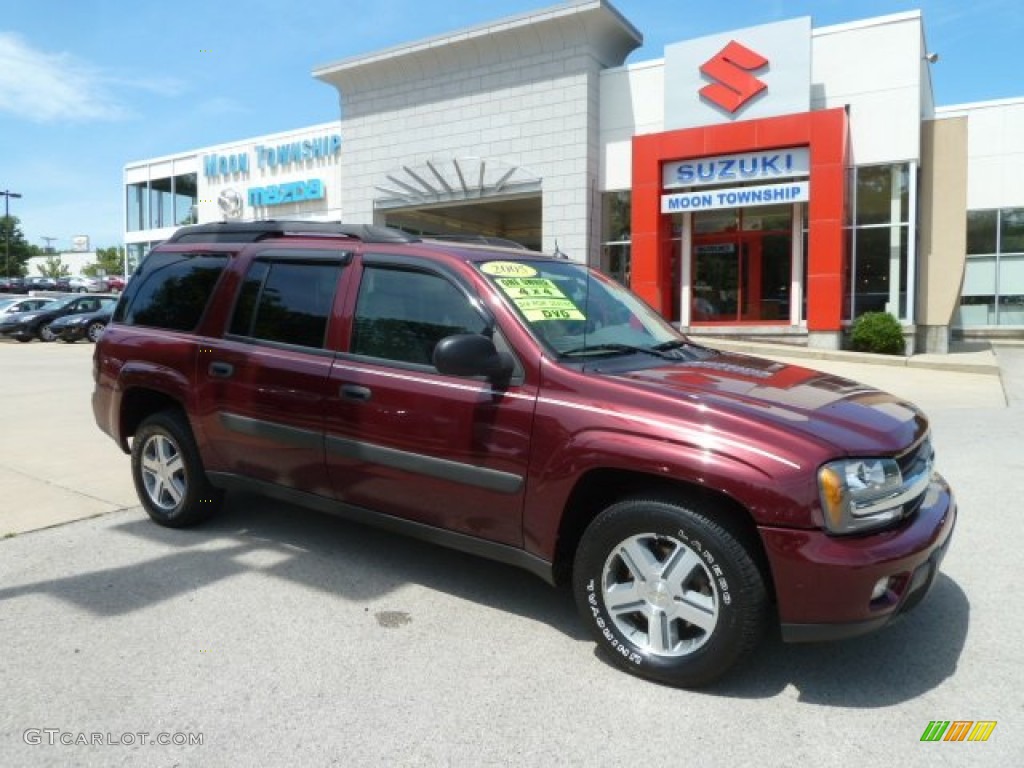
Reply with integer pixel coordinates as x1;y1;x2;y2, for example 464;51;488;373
93;222;955;687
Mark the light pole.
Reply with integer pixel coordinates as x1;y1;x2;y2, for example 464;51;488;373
2;189;23;280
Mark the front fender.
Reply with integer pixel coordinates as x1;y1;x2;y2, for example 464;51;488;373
522;427;819;561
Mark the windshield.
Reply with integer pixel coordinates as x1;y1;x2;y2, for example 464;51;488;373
47;296;78;310
478;259;681;356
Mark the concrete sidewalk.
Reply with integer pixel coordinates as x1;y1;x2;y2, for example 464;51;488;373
701;336;1003;375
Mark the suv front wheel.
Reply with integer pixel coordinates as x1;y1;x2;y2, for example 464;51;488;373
573;497;767;687
131;410;222;527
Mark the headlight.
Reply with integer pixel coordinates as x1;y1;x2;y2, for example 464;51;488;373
818;458;906;534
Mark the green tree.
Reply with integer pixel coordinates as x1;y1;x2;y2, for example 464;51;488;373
0;215;40;277
37;254;71;278
87;246;127;277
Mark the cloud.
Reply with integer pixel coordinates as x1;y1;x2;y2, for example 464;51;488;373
0;32;184;123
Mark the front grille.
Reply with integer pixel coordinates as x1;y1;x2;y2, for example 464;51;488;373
896;434;933;480
892;433;934;523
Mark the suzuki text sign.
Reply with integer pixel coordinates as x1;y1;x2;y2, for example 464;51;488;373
663;148;810;190
665;17;811;130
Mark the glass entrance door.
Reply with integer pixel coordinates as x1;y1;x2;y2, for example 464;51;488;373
691;205;793;325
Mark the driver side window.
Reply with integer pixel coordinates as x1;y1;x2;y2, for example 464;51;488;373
351;266;487;366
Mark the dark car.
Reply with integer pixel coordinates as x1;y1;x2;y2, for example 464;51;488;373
51;304;115;343
26;276;58;292
0;294;118;342
92;221;955;687
0;276;28;294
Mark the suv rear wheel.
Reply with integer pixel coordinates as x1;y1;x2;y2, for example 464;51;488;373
131;410;223;527
573;497;767;687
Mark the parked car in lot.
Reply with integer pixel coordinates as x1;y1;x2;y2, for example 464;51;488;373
0;293;118;342
61;275;110;293
93;221;956;687
0;276;28;294
0;296;55;315
51;303;115;343
107;275;128;293
25;276;58;292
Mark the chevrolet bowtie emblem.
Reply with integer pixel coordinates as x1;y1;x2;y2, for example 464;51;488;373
699;40;769;113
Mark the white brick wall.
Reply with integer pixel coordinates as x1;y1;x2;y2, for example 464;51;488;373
332;48;604;261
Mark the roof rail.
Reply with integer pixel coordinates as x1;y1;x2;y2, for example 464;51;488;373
164;221;421;245
425;234;530;250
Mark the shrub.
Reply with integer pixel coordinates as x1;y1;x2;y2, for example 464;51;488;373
849;312;905;355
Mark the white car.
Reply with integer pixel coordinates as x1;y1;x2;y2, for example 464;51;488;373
0;297;55;315
67;275;110;293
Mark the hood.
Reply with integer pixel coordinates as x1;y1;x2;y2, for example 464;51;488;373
604;352;928;456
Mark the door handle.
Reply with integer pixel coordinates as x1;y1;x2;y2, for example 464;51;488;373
340;384;372;402
209;361;234;378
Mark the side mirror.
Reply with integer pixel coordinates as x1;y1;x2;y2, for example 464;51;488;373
433;334;514;381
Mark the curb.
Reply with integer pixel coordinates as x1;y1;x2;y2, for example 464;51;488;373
700;337;1002;376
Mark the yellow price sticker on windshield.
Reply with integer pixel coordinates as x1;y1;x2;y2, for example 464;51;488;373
480;261;538;278
495;277;565;299
495;278;587;321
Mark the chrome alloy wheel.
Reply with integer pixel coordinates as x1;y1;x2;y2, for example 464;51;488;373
140;433;187;512
87;321;105;343
601;533;719;657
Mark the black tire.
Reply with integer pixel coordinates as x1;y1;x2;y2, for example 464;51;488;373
86;321;105;343
14;335;32;343
60;336;76;344
37;323;56;342
573;497;767;688
131;410;223;528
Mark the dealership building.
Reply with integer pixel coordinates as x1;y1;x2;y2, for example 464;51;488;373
124;0;1024;351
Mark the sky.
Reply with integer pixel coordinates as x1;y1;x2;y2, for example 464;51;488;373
1;0;1022;252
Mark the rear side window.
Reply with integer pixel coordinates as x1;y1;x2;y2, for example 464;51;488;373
116;252;228;331
228;259;343;350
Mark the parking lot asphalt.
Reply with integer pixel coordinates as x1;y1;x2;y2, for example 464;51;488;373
1;338;1022;766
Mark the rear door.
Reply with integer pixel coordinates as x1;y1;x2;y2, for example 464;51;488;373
325;255;537;546
195;248;352;497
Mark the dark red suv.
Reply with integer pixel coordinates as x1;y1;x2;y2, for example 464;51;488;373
93;221;955;686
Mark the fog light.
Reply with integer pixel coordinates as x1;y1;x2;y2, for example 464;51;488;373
870;577;891;602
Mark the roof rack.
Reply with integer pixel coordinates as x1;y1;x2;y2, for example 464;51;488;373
425;234;530;250
164;221;421;245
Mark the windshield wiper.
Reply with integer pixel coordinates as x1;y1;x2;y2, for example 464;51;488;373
561;343;674;360
652;339;711;353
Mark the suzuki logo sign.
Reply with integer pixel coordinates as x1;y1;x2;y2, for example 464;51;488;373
699;41;769;113
664;17;811;130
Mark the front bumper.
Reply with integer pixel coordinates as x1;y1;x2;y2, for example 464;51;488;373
760;474;956;643
57;326;87;341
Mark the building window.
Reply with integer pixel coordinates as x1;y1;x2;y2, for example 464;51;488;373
150;177;174;230
126;243;150;272
127;183;147;232
126;172;198;233
959;207;1024;327
845;164;912;320
174;173;198;226
601;191;631;284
